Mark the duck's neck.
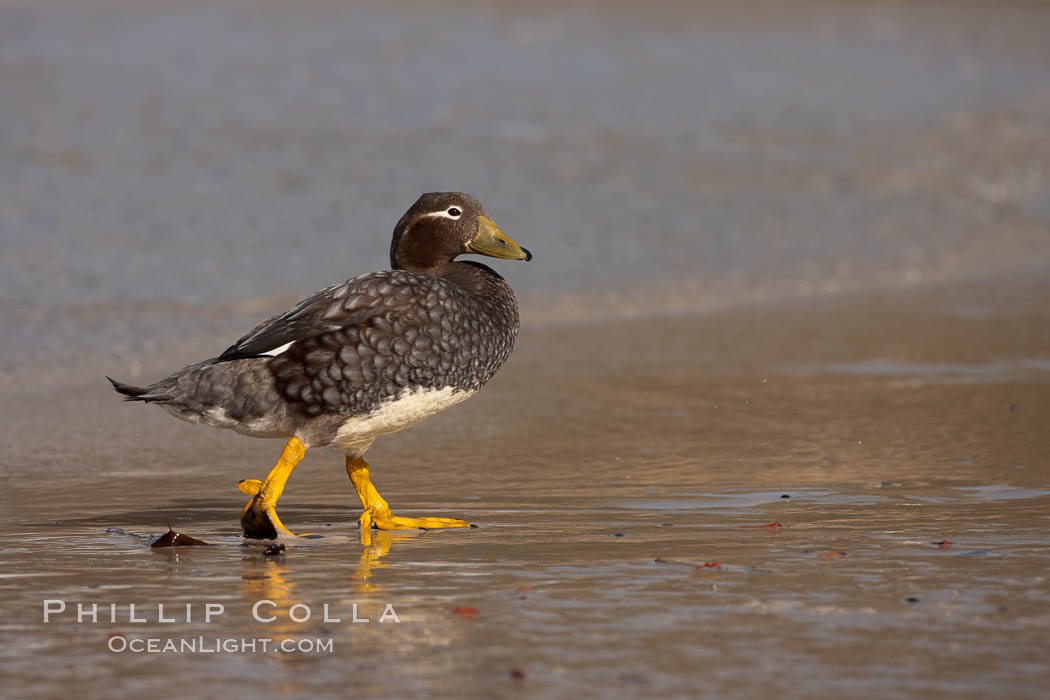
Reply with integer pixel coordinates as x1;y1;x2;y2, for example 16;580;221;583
441;261;518;328
438;260;504;288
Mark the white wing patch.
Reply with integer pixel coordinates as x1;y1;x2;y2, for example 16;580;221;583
331;385;475;453
260;341;295;357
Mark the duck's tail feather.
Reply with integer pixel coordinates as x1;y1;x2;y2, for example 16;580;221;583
106;376;173;403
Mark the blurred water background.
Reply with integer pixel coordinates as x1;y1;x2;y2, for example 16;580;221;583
3;0;1049;379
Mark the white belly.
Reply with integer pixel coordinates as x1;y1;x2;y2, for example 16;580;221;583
330;385;475;453
162;404;293;439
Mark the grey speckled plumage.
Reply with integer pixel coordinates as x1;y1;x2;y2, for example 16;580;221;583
109;193;531;454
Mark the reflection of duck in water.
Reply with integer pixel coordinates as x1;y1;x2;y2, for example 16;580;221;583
354;530;417;595
237;531;409;634
109;193;531;540
239;555;301;647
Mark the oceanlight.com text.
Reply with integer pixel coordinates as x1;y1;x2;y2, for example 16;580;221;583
107;635;334;654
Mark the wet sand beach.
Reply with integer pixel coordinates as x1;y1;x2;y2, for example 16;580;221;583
5;278;1050;698
2;0;1050;698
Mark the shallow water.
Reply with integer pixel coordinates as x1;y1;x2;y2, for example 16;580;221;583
2;0;1050;698
6;486;1049;698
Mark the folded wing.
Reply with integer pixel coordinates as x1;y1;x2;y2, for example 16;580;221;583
218;279;384;361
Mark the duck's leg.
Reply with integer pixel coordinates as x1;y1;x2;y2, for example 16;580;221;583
346;456;475;530
238;437;309;539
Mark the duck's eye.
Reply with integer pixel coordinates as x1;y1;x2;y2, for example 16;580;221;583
447;207;462;218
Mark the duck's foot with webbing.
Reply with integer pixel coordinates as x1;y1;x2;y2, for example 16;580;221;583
346;456;476;530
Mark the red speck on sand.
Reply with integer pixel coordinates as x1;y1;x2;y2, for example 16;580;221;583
450;607;479;620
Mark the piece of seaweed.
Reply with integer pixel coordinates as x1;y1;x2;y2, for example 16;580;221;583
150;511;210;548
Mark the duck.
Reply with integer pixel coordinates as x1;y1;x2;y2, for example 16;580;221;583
109;192;531;540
